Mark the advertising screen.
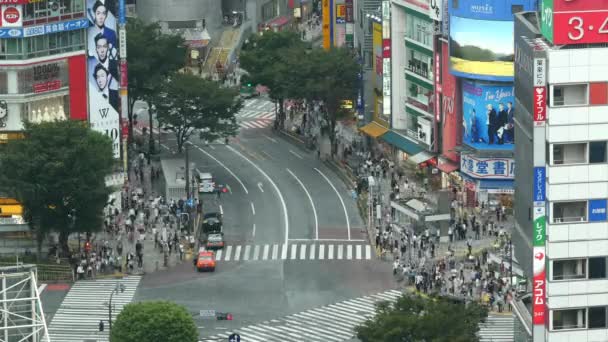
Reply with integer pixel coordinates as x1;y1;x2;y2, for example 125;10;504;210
449;16;514;81
462;80;514;151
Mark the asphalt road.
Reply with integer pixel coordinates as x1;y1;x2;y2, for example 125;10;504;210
133;98;396;340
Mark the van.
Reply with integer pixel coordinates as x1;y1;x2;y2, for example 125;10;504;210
197;172;215;193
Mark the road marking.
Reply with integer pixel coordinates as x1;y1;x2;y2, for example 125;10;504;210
207;144;216;150
252;223;256;237
272;244;279;260
288;238;365;242
190;143;249;194
251;202;256;215
219;204;223;215
299;244;307;260
309;244;316;260
215;249;222;261
319;244;325;260
337;245;343;260
234;245;242;261
243;245;251;261
224;246;232;261
281;243;288;260
253;245;260;260
228;145;289;245
328;244;334;259
347;245;353;260
365;245;371;260
257;182;264;193
262;244;269;260
260;150;272;159
290;244;297;260
289;150;304;159
314;168;351;240
356;245;361;260
262;134;277;143
286;168;319;240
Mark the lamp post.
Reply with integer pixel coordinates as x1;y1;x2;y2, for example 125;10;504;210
108;282;126;333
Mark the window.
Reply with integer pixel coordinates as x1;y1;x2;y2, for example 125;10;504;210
2;30;85;60
589;307;607;329
407;83;433;110
407;49;433;80
552;201;587;223
552;259;586;280
405;15;432;47
552;309;586;330
589;257;607;279
552;143;587;165
23;0;85;21
589;142;607;164
552;84;588;106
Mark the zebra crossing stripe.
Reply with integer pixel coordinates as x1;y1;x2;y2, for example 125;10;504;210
319;244;325;260
253;245;260;260
209;244;374;262
365;245;372;260
224;246;232;261
309;244;316;260
356;245;362;260
272;244;279;259
290;244;297;260
337;245;343;260
215;249;223;261
243;245;251;261
328;244;334;259
299;244;307;260
234;245;241;261
347;245;352;259
262;244;270;260
281;243;288;260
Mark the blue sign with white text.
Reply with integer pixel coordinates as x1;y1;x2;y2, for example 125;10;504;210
533;167;546;203
589;199;608;222
0;19;89;38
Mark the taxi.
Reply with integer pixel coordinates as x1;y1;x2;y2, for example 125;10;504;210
205;232;225;250
194;249;216;272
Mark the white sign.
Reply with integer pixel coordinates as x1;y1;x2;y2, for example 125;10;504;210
429;0;442;21
89;92;120;159
119;28;127;58
199;310;216;318
533;58;546;87
460;155;515;179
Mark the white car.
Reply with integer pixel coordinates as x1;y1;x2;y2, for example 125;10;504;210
198;172;215;193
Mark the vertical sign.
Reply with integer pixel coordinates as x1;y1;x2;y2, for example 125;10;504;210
533;58;546;126
533;167;546;205
429;0;442;21
322;0;330;50
381;0;391;118
434;40;441;122
540;0;554;43
532;206;546;325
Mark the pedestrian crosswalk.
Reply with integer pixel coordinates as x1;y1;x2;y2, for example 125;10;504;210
45;276;141;342
237;98;276;130
213;243;373;263
478;313;515;342
200;289;403;342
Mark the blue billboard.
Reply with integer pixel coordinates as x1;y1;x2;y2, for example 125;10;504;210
589;199;608;222
462;80;515;151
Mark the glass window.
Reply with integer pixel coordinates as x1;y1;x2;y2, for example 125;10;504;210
407;49;433;80
589;257;607;279
552;84;588;107
552;201;587;223
552;143;587;165
552;309;586;330
589;307;607;329
589;141;607;164
406;15;432;47
552;259;586;281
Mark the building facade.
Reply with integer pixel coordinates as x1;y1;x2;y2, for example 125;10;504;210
514;1;608;340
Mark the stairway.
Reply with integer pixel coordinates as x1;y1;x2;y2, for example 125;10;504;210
478;312;515;342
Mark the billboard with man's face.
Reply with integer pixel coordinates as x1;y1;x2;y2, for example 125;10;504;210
87;0;120;158
462;80;514;151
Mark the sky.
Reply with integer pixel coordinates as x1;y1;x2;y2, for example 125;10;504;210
450;16;514;56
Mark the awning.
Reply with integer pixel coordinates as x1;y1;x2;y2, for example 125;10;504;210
380;130;423;155
437;157;459;173
479;179;515;191
409;151;435;164
359;122;388;138
267;15;290;27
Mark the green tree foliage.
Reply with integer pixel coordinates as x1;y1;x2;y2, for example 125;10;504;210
126;18;186;140
151;72;242;152
111;301;198;342
0;121;114;256
355;294;488;342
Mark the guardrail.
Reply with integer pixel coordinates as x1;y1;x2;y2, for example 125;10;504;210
0;261;74;282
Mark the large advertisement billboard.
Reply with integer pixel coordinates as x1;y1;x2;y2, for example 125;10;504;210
440;41;462;163
462;80;514;151
541;0;608;45
87;0;120;158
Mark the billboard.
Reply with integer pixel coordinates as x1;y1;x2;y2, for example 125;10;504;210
449;15;514;81
589;199;608;222
462;80;514;151
87;0;120;158
0;4;22;27
440;41;462;163
541;0;608;45
460;155;515;179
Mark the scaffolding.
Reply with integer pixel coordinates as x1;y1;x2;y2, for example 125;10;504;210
0;265;49;342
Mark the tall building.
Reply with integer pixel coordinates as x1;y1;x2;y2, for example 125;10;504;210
513;1;608;340
0;0;89;243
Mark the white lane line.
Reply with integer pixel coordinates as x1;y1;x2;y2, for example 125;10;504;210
319;244;325;260
260;150;272;159
314;168;351;240
365;245;371;260
243;245;251;261
219;205;224;215
252;223;256;237
252;245;260;261
309;244;316;260
262;244;270;260
207;144;216;150
337;245;343;260
224;246;232;261
286;168;319;240
272;244;279;260
281;243;288;260
289;150;304;159
190;143;249;194
215;249;223;261
328;244;334;259
251;202;256;215
234;245;242;261
347;245;352;259
262;134;277;143
299;244;307;260
290;244;297;260
257;182;264;193
228;145;289;245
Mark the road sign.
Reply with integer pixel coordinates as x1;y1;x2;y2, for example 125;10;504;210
228;333;241;342
199;309;216;318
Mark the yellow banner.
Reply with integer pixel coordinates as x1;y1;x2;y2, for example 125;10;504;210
322;0;331;50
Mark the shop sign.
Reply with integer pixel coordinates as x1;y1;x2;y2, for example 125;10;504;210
533;167;545;205
532;246;546;325
589;199;608;222
533;87;546;126
17;60;68;94
0;0;29;4
460;155;515;179
429;0;442;21
0;18;89;38
1;4;22;27
336;4;345;24
382;39;390;58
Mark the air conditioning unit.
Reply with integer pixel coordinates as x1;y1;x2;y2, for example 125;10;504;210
48;1;61;16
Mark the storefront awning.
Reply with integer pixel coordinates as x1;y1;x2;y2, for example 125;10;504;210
380;130;423;155
267;16;290;27
359;122;388;138
437;157;459;174
479;179;515;191
409;151;435;164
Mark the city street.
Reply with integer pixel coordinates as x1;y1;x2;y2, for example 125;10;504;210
133;97;396;340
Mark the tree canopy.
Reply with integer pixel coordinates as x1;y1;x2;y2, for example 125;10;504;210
0;120;114;255
111;301;198;342
126;18;186;139
355;294;488;342
151;72;242;152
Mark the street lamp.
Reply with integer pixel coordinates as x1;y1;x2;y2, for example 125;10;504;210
107;282;126;333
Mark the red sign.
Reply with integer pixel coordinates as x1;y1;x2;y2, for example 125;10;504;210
382;39;390;58
375;55;382;75
554;11;608;45
434;41;441;122
533;86;546;126
121;120;129;138
553;0;608;12
120;60;128;88
533;270;546;325
0;0;28;4
2;5;19;24
33;80;61;93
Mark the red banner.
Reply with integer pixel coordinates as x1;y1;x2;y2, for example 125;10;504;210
533;86;546;126
33;80;61;93
382;39;390;58
533;270;546;325
120;60;128;88
68;54;87;120
0;0;28;4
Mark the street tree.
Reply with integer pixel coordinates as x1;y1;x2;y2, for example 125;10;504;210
111;301;198;342
127;18;186;144
355;294;488;342
0;121;114;256
151;72;242;152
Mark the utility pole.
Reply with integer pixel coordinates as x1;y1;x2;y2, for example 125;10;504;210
185;144;190;200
